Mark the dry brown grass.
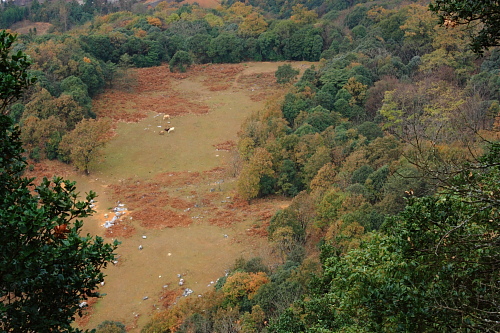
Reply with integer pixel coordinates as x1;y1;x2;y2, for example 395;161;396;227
9;21;53;35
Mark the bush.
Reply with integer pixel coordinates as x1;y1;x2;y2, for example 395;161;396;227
96;320;126;333
275;64;299;84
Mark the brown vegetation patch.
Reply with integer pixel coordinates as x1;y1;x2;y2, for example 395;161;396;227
135;65;173;92
9;21;53;35
110;182;188;206
238;72;277;88
106;166;277;234
125;313;141;332
75;297;99;327
214;141;236;151
133;207;192;229
24;160;74;181
246;223;269;237
95;62;282;123
199;64;245;90
226;196;250;210
153;171;203;187
105;218;136;238
94;65;210;122
208;209;242;227
238;72;280;102
208;84;231;91
93;91;149;122
175;0;220;8
169;197;193;210
159;288;183;309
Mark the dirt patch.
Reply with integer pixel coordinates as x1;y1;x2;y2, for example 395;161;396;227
75;297;99;328
9;21;53;35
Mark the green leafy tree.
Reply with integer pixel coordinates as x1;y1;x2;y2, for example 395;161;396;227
60;75;93;112
186;34;212;63
275;63;299;84
430;0;500;53
208;33;243;63
169;50;193;73
78;59;105;97
298;142;500;332
0;30;36;112
0;30;118;333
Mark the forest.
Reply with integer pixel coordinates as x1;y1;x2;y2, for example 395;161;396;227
0;0;499;331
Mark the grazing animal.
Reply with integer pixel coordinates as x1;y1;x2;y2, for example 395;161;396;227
166;127;175;134
159;130;165;135
163;114;170;120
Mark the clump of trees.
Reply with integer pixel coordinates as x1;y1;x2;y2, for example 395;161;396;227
0;30;119;332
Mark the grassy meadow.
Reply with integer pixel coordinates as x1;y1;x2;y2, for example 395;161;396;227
46;61;315;331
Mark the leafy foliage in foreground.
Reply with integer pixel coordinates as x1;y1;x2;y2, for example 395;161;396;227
287;143;500;332
0;31;118;333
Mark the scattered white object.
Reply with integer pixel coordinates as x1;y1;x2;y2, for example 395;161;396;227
168;253;172;256
182;288;193;297
139;245;143;250
142;235;147;239
143;296;149;300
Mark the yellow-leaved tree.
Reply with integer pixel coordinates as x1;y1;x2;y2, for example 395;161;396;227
59;118;113;175
237;147;274;200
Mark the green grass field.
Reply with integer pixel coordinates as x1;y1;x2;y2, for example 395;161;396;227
67;61;314;331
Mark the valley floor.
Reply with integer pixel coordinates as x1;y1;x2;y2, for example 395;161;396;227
28;61;313;331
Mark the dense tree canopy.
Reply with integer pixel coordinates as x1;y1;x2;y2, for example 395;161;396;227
430;0;500;53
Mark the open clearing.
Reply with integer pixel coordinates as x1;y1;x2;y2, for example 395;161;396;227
28;61;315;331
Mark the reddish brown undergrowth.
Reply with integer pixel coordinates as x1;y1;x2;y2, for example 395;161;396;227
75;297;99;327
